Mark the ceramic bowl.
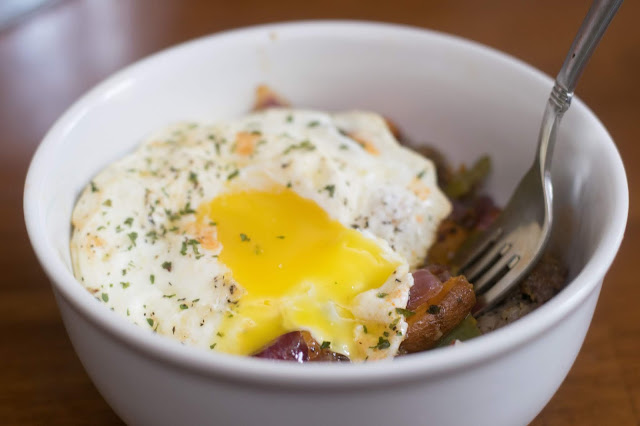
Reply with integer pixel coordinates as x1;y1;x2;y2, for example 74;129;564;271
24;21;628;426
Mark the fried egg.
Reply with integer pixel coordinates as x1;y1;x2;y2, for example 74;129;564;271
70;109;451;361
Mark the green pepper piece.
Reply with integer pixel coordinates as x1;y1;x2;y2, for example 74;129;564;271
435;314;482;347
444;155;491;199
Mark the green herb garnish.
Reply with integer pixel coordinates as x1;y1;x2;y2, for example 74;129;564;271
227;169;240;180
179;202;195;215
370;337;390;350
127;232;138;246
395;307;416;317
283;140;315;155
189;171;198;186
322;184;335;198
146;230;158;243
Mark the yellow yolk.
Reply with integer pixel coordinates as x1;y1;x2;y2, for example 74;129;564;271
197;187;399;358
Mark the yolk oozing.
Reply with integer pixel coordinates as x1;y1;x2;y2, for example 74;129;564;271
197;187;399;358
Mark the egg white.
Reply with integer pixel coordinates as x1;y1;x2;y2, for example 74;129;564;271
70;109;451;361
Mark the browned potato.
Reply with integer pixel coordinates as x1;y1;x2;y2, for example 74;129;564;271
400;276;476;353
426;219;469;266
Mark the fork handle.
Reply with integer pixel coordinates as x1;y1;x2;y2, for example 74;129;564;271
537;0;622;174
554;0;623;110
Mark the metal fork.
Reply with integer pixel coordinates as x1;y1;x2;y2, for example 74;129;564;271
454;0;623;316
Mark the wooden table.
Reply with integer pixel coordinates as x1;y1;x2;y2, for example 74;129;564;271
2;1;638;424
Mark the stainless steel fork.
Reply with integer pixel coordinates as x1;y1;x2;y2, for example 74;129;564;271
454;0;623;316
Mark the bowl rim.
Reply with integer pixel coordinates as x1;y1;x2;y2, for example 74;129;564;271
23;19;628;389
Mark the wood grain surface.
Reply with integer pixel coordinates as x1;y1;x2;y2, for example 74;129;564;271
2;1;638;424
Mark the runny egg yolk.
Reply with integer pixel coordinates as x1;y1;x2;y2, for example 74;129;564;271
197;187;400;358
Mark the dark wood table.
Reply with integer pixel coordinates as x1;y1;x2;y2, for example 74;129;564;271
2;1;638;424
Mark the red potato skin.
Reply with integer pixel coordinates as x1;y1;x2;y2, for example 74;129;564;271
253;331;309;362
253;331;349;362
400;275;476;353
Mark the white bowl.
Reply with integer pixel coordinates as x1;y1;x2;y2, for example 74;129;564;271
24;21;628;426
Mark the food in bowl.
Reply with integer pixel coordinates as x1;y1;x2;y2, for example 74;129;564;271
25;22;628;426
70;86;566;362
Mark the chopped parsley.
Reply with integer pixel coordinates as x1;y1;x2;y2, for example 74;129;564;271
275;235;285;239
240;233;250;242
370;337;391;350
320;341;331;350
179;202;196;215
377;292;388;298
146;318;154;327
120;282;130;289
286;114;293;123
179;304;188;310
307;120;320;128
165;208;181;221
189;171;198;186
187;239;201;256
101;293;109;302
395;307;416;317
127;232;138;246
162;261;172;272
146;230;158;243
90;181;99;192
210;343;217;349
363;325;368;334
283;140;315;155
227;169;240;180
124;217;133;226
150;274;155;284
416;169;426;179
102;199;112;207
322;184;335;198
163;294;176;298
